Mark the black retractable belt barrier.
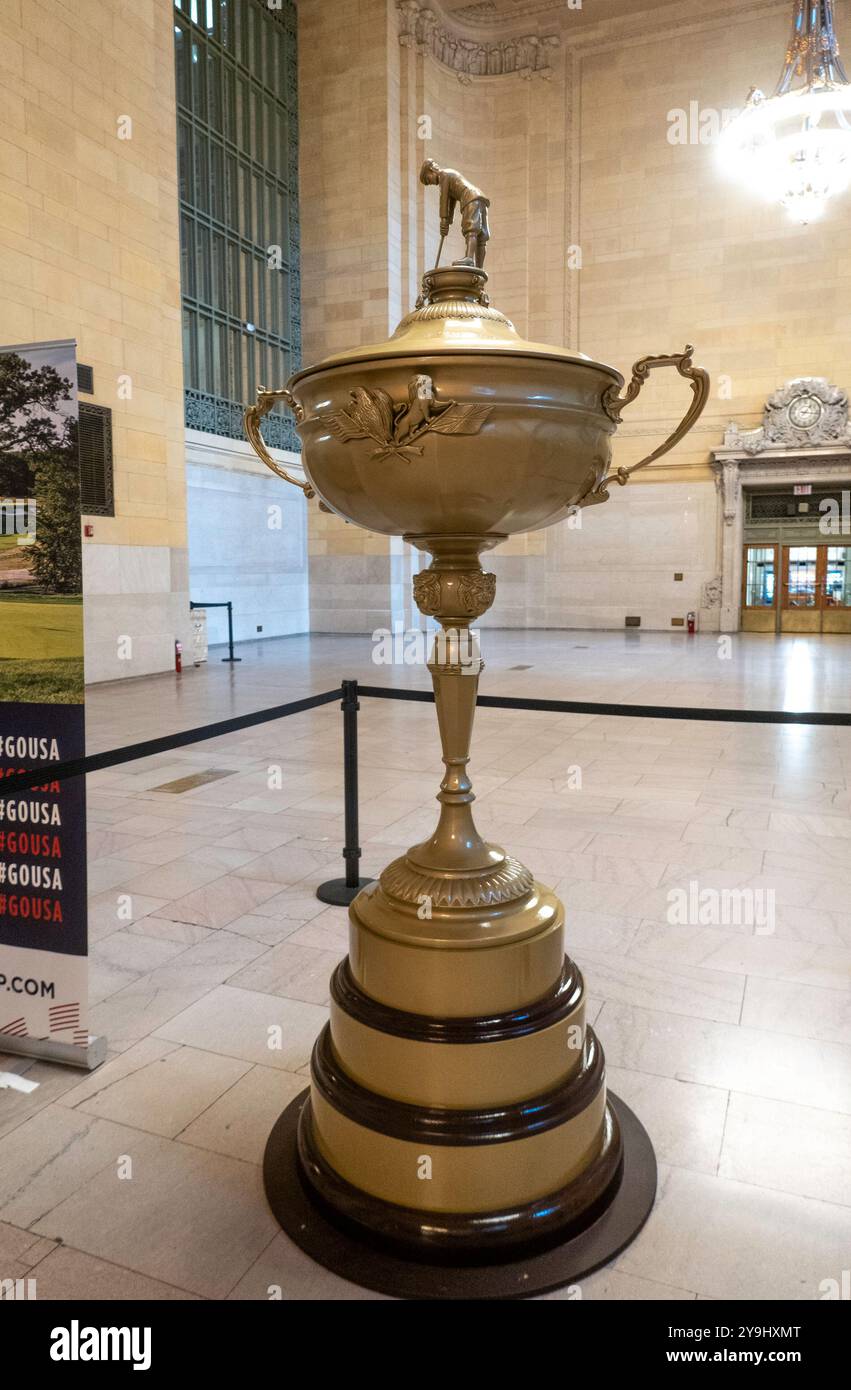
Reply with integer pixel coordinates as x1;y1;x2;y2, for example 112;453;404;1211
190;598;241;662
1;679;848;910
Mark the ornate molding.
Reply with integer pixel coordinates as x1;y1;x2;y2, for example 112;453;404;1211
380;853;535;909
449;0;499;20
457;569;496;616
719;458;740;528
397;1;560;82
317;375;492;464
412;569;442;615
413;566;496;620
447;0;566;23
723;378;851;456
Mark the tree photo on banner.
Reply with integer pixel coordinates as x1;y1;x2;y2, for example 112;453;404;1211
0;339;92;1063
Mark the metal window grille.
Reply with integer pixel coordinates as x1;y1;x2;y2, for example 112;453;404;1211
173;0;301;452
78;403;115;516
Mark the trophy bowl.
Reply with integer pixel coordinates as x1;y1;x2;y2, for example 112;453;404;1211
246;264;709;542
244;168;710;1296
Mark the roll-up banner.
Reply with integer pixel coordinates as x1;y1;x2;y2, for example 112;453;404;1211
0;340;103;1069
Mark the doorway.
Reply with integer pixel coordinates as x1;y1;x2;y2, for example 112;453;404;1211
742;543;851;633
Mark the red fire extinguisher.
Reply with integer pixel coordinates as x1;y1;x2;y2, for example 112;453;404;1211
175;639;183;673
687;612;696;635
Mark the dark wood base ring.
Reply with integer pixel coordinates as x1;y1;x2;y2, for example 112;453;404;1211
262;1087;657;1300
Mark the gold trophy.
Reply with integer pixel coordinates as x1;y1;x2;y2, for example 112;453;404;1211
245;163;709;1298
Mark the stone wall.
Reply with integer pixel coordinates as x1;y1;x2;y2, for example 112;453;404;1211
185;435;309;646
0;0;190;680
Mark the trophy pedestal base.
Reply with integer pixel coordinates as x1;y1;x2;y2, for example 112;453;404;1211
263;1087;656;1300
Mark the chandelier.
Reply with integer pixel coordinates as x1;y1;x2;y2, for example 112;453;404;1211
717;0;851;223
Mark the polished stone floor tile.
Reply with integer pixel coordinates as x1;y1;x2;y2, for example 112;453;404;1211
227;941;342;1005
153;985;328;1071
178;1065;306;1164
615;1163;851;1300
137;932;269;993
740;976;851;1046
151;876;285;930
223;913;307;947
0;1106;147;1228
86;889;169;944
581;950;745;1025
227;1229;387;1301
0;1219;57;1270
719;1091;851;1207
69;1045;252;1139
91;929;189;977
116;858;228;900
17;1243;200;1300
285;911;350;952
87;977;214;1053
600;1000;851;1113
606;1067;728;1175
541;1268;698;1301
31;1135;279;1299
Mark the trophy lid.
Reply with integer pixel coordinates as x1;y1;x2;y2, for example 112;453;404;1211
289;266;620;386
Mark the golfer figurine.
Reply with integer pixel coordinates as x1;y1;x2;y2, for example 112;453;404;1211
420;159;490;269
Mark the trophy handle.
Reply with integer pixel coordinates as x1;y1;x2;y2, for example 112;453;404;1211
589;346;710;500
244;386;316;499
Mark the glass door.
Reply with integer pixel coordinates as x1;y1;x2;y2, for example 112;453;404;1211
781;545;851;633
781;545;820;632
784;545;819;607
741;545;778;631
825;546;851;607
822;545;851;633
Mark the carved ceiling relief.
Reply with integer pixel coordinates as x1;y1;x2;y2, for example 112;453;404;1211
397;0;560;82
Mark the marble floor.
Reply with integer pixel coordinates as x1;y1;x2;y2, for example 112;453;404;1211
1;630;850;1301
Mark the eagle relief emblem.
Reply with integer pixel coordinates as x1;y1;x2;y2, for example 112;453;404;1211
317;375;492;463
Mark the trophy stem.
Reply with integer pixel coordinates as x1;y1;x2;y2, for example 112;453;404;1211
407;535;499;875
421;636;490;870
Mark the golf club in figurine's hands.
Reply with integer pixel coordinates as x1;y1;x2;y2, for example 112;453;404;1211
419;158;490;269
244;163;710;1294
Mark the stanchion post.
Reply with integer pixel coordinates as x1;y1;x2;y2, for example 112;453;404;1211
222;600;241;663
317;679;374;906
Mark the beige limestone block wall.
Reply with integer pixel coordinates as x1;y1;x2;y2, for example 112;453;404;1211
298;0;401;635
405;20;564;627
544;0;851;630
0;0;189;680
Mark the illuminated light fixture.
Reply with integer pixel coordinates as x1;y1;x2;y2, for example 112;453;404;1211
717;0;851;223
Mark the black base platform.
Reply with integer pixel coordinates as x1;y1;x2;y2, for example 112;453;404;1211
315;876;375;906
263;1087;657;1300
